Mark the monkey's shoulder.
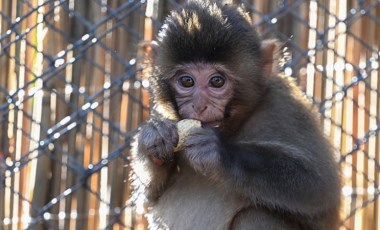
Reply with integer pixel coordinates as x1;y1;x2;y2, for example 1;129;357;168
235;75;324;143
266;75;311;107
261;75;318;122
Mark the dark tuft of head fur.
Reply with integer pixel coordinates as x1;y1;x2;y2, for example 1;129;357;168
156;0;262;73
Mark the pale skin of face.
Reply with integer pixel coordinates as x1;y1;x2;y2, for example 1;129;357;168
169;63;234;127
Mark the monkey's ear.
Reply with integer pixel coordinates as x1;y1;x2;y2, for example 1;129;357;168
136;41;159;84
137;41;158;62
149;41;159;57
261;39;280;77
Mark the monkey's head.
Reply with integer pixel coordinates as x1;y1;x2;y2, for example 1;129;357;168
150;0;277;132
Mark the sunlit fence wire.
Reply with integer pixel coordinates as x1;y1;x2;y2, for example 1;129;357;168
0;0;379;229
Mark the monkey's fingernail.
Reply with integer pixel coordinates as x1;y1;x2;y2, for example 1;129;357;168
150;156;164;166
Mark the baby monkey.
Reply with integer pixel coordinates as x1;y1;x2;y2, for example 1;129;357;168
131;0;341;229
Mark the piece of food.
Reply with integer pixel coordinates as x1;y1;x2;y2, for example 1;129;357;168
175;119;201;151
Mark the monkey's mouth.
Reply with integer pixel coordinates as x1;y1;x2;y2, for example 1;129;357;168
201;121;221;128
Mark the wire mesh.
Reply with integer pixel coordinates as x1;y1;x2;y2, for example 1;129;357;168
0;0;379;229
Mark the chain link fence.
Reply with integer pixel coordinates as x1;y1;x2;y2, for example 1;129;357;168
0;0;379;229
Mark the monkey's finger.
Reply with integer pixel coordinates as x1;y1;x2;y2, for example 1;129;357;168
149;138;175;161
184;128;218;145
154;119;179;147
182;134;220;157
169;124;179;146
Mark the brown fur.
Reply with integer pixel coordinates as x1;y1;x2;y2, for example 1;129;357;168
131;1;341;229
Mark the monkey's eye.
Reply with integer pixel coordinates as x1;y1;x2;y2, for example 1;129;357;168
179;75;195;88
209;75;225;88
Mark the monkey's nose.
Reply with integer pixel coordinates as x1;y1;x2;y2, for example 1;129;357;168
193;105;208;114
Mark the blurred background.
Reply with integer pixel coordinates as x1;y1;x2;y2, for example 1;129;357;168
0;0;379;229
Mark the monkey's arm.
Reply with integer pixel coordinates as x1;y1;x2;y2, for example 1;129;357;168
132;118;178;201
182;128;340;216
222;141;340;216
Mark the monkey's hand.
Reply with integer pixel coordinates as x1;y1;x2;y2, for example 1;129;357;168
181;127;221;175
137;118;179;165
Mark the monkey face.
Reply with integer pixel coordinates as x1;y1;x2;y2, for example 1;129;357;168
169;63;233;127
149;0;267;129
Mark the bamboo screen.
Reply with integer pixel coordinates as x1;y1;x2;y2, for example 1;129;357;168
0;0;379;229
